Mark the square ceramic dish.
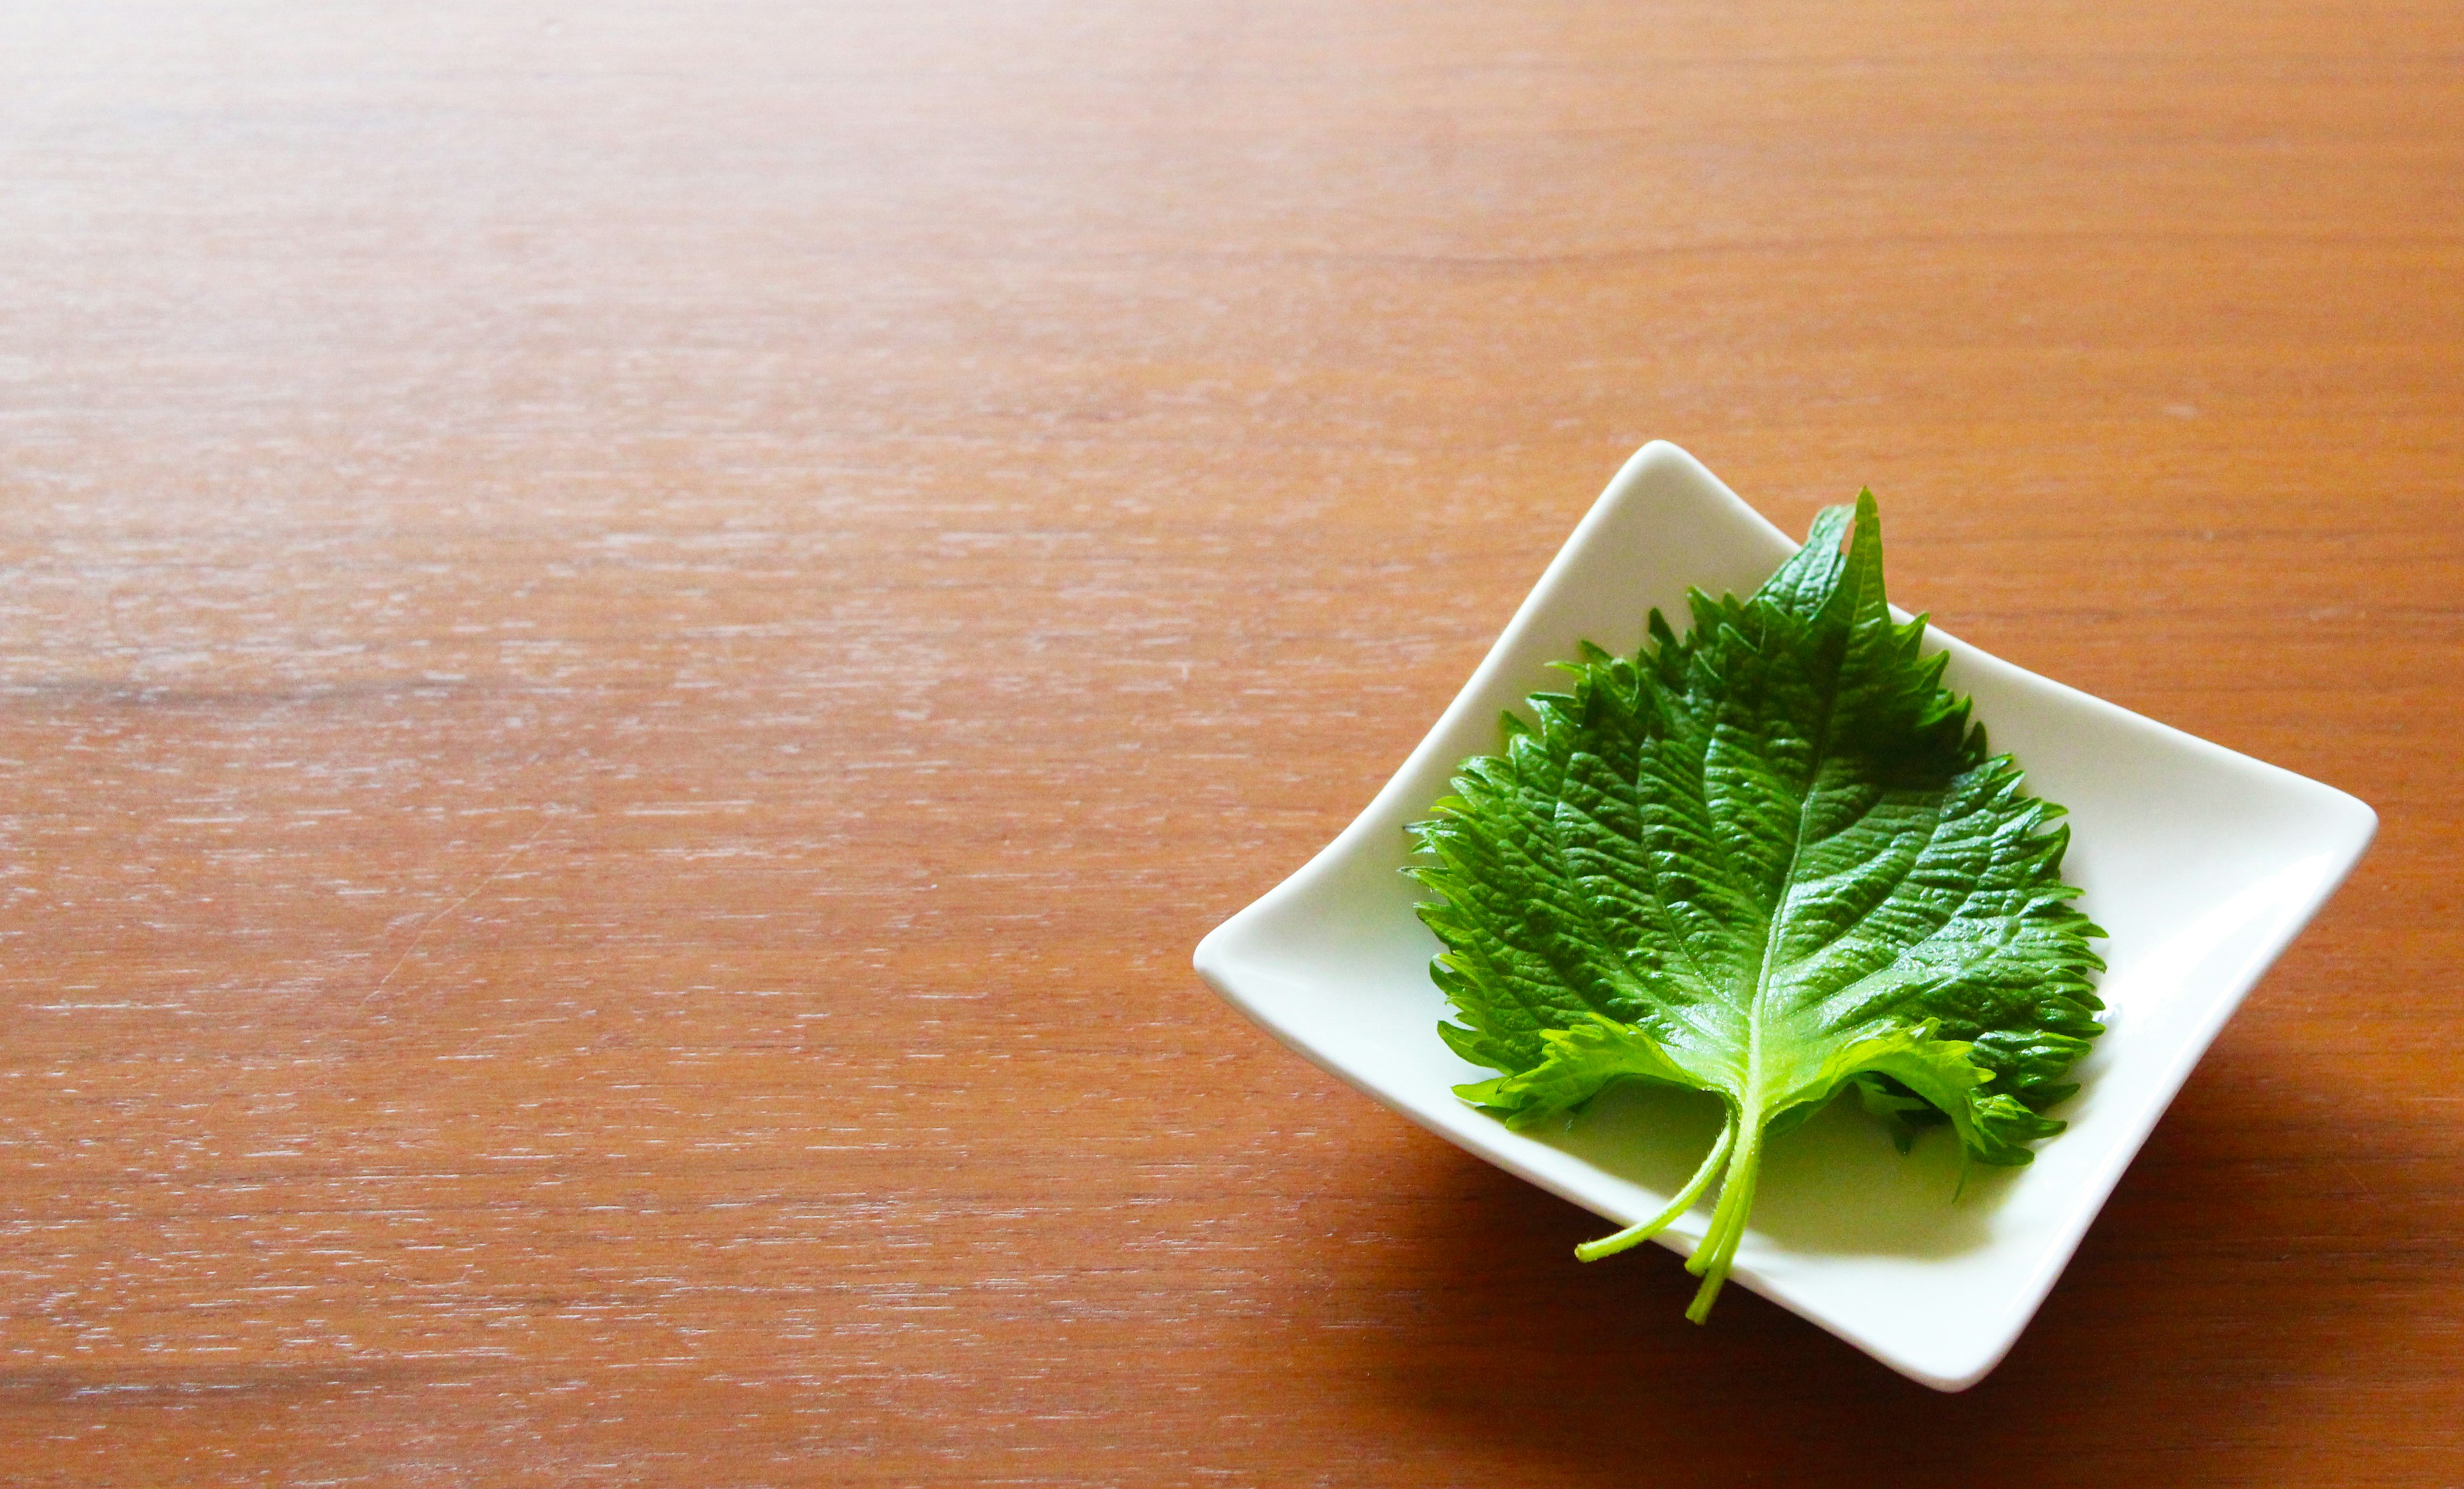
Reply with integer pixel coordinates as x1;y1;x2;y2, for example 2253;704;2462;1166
1192;442;2375;1390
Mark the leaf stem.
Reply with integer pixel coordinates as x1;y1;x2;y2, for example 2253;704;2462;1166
1682;1110;1766;1323
1572;1114;1738;1264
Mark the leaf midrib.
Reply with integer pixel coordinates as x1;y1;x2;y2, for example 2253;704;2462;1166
1731;621;1854;1120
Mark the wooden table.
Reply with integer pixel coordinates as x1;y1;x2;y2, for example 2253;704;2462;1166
4;3;2458;1483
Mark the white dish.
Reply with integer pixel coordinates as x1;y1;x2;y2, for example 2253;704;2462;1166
1192;442;2375;1390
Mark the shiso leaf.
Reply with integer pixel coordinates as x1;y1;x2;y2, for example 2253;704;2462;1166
1407;491;2105;1320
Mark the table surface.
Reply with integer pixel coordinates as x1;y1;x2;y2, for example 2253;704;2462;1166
5;3;2460;1485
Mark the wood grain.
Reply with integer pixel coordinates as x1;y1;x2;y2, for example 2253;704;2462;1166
1;1;2459;1483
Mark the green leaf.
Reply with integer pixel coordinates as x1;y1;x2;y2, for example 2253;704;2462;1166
1407;490;2104;1321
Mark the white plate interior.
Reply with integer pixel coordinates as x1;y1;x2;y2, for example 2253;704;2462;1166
1192;442;2375;1390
